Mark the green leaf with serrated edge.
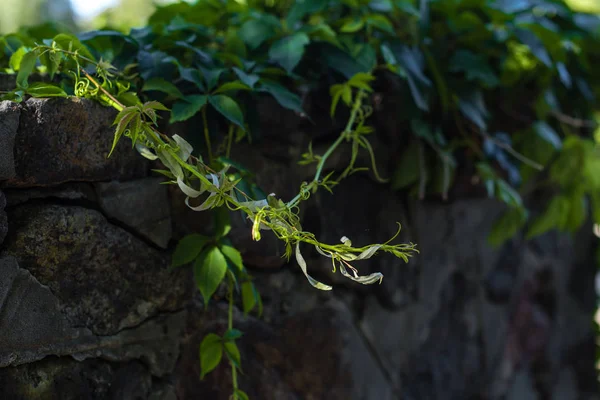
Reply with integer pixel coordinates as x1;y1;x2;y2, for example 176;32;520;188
488;207;528;247
224;341;242;369
220;245;244;273
199;333;223;379
26;82;67;97
142;77;184;99
213;80;252;94
241;281;257;314
16;50;38;89
172;234;211;268
268;33;310;73
194;246;228;305
170;95;208;123
223;329;243;341
143;100;169;112
108;111;136;158
208;95;245;129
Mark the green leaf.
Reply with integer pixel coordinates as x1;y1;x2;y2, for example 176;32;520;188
533;121;561;149
258;80;304;113
9;47;27;71
224;341;242;369
234;390;250;400
268;33;310;74
199;333;223;379
391;140;420;189
239;19;276;49
241;281;257;314
526;195;569;239
340;19;365;33
213;80;252;94
194;246;228;305
365;14;394;33
52;33;96;62
172;234;211;268
26;82;67;98
563;189;587;233
16;50;38;89
233;68;260;88
220;245;244;272
223;329;243;341
488;207;528;247
209;95;245;129
170;95;208;123
214;206;232;238
142;77;184;99
449;50;499;88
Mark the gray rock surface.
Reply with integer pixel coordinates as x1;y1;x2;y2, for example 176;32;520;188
96;178;172;248
2;97;147;188
0;101;20;180
2;205;191;335
0;190;6;245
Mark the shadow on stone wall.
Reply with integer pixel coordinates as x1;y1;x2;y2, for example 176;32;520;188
0;98;597;400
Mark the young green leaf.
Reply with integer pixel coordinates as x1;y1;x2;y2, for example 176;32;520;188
526;195;569;239
214;206;232;238
170;95;208;123
194;246;228;305
172;234;211;267
199;333;223;379
9;47;27;71
241;281;257;314
208;95;245;129
340;18;365;33
234;390;250;400
488;207;528;247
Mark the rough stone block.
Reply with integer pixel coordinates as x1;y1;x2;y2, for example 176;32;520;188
2;97;148;188
3;204;191;335
96;178;172;249
0;100;20;180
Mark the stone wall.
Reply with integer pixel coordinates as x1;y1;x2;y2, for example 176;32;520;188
0;97;597;400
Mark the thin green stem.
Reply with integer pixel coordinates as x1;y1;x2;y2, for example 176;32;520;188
202;107;213;164
228;276;239;399
287;90;365;208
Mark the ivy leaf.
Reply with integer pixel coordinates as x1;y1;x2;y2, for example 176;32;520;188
449;50;499;88
220;245;244;273
224;341;242;369
172;234;211;268
199;333;223;379
214;206;231;238
213;80;252;94
16;50;38;89
365;14;394;33
26;82;67;97
287;0;327;26
239;19;276;49
515;28;553;68
268;33;310;74
199;67;224;92
179;66;205;91
233;68;260;88
340;19;365;33
9;47;27;71
459;91;488;131
234;390;250;400
142;77;184;99
258;80;304;113
533;121;561;149
170;95;208;123
194;246;228;306
488;207;528;247
241;281;258;314
209;95;245;129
